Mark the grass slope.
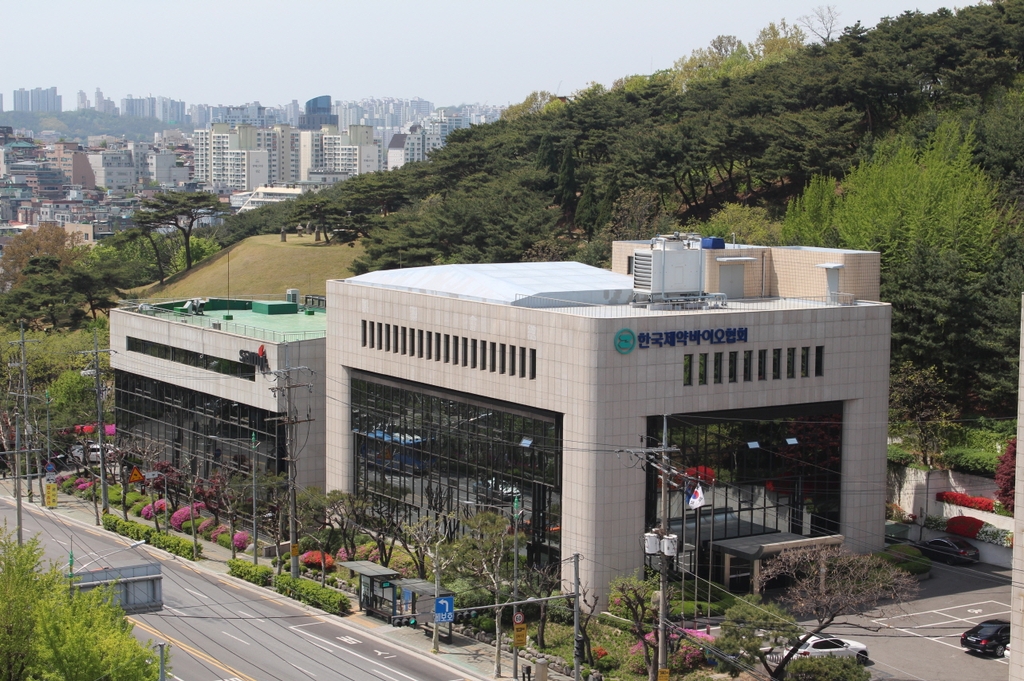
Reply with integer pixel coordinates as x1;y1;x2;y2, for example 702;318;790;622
133;234;363;299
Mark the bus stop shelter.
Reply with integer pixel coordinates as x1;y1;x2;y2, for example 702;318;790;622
338;561;400;621
395;578;456;642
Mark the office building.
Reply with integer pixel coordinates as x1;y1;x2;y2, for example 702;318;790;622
111;295;328;492
299;96;338;130
324;236;890;598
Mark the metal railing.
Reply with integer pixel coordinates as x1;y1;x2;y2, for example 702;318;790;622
118;300;326;342
514;292;865;317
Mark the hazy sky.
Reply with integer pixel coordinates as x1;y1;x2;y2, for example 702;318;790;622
4;0;961;110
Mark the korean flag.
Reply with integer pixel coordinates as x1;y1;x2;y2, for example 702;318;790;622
687;483;706;509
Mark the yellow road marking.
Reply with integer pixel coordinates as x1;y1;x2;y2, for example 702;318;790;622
129;617;259;681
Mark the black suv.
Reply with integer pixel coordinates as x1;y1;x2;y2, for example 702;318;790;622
961;619;1010;657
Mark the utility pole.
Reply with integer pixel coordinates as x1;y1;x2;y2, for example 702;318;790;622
512;494;522;681
9;323;39;506
268;346;314;580
76;331;111;515
658;416;669;678
14;414;22;545
573;552;581;681
618;429;681;681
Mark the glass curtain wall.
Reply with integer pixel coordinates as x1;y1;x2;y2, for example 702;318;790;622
351;373;563;566
115;371;286;479
645;402;843;580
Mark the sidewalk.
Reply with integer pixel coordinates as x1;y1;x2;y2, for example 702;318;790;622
0;477;575;681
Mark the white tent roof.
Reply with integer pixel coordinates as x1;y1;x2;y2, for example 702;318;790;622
345;261;634;307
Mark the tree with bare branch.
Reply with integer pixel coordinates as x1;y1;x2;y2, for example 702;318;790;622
798;5;840;44
744;544;918;679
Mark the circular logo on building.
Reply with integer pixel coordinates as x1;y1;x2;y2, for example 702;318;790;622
614;328;636;355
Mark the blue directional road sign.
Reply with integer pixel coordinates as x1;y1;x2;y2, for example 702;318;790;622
435;596;455;623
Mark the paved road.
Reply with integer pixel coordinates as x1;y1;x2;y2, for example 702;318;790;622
1;497;473;681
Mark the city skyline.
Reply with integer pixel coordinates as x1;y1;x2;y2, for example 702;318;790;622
3;0;956;111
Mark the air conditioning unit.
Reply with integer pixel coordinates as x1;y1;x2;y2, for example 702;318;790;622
286;288;299;304
632;234;705;299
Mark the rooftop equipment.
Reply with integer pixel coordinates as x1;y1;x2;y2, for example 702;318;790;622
632;233;710;304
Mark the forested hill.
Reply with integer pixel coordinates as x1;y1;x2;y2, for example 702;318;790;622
221;0;1024;415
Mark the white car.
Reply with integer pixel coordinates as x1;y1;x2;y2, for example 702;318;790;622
792;635;869;664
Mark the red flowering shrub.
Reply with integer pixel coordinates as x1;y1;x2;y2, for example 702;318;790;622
685;466;716;484
935;491;995;513
593;646;609;660
996;438;1016;512
946;515;984;539
301;551;335;570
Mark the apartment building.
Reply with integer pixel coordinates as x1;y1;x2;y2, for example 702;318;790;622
44;142;96;188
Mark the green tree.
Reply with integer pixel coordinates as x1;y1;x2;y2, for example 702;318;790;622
450;511;516;678
715;595;803;680
889;362;960;465
169;236;221;274
135;192;226;273
701;203;783;245
48;369;95;425
882;244;981;406
35;584;162;681
0;525;161;681
0;255;87;331
608;571;662;681
787;656;869;681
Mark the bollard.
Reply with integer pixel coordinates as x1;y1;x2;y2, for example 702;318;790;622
523;664;532;681
535;658;548;681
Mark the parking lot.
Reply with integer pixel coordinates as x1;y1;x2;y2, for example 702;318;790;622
818;559;1012;681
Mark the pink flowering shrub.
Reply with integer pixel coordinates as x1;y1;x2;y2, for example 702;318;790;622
210;525;229;541
170;502;205;531
75;480;93;491
627;631;710;674
335;547;350;562
141;504;154;520
197;518;216;536
233;531;250;550
154;498;168;513
55;474;71;486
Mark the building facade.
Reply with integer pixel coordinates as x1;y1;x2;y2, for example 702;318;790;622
111;296;328;491
325;237;891;598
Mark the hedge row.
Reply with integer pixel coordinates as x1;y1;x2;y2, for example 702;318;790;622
936;491;995;512
274;574;350;614
101;514;203;560
939;448;999;477
876;545;932;575
227;559;275;587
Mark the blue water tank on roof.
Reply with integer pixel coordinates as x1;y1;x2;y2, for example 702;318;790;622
701;237;725;249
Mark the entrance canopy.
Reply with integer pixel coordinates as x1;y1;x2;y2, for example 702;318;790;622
713;533;844;562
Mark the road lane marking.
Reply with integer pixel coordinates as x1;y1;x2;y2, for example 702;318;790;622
128;617;259;681
290;662;317;677
290;626;422;681
167;607;188;617
238;610;265;623
221;631;250;645
185;588;210;599
371;670;401;681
